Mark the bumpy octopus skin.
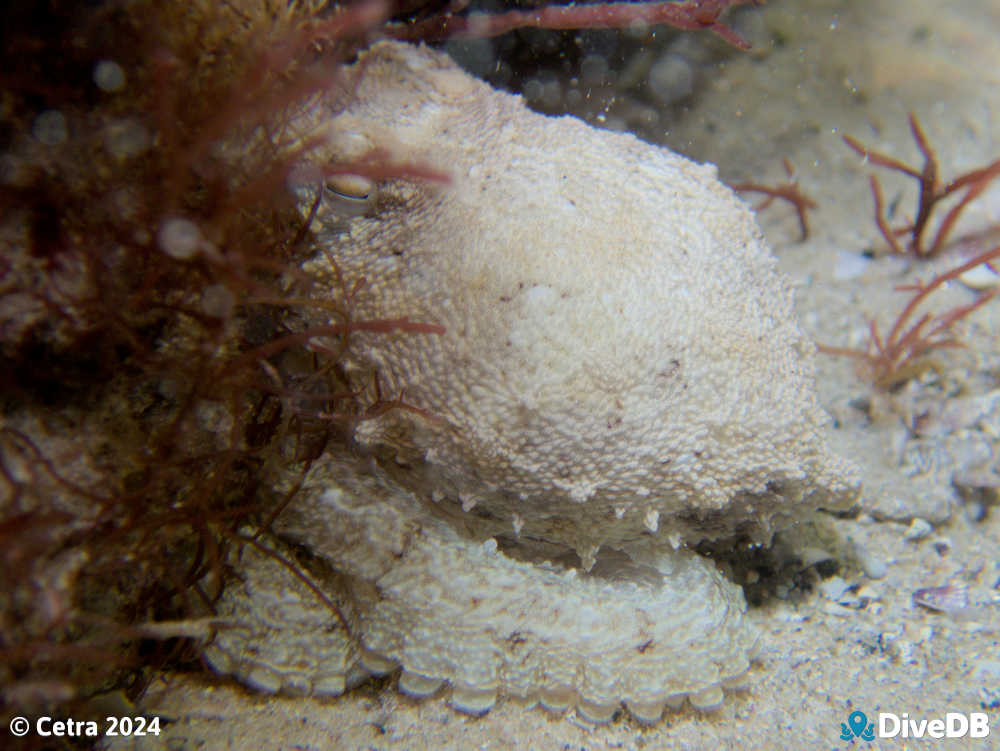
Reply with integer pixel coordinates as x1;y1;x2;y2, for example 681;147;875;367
203;41;859;724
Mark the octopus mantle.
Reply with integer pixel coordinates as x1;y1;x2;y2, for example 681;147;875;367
203;41;858;725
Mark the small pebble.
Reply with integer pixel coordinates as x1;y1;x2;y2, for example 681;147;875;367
821;600;851;617
965;500;987;522
819;576;851;602
799;546;835;568
838;590;869;609
931;537;952;555
775;610;807;623
857;548;889;579
903;517;933;541
891;639;915;663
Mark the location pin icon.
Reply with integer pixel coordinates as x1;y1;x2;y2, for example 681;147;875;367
848;711;868;738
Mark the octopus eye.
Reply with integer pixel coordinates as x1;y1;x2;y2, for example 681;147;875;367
325;174;373;201
323;173;375;219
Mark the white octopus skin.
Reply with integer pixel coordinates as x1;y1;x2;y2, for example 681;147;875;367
206;453;758;723
204;41;858;723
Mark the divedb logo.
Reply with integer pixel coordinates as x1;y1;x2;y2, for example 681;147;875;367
839;710;991;741
880;712;990;740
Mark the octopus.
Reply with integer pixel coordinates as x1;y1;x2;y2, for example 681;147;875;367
203;41;859;724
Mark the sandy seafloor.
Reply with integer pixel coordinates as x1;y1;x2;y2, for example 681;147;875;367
108;1;1000;749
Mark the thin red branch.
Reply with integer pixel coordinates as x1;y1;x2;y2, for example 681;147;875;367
941;157;1000;196
320;153;453;185
842;134;922;179
390;0;760;50
230;531;351;636
231;317;447;372
927;173;994;257
731;159;817;241
886;245;1000;345
907;115;939;254
300;0;390;47
868;175;907;255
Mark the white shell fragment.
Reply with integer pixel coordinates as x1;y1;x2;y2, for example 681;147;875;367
207;41;858;724
912;582;970;613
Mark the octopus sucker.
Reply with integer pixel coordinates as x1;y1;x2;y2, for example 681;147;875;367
358;648;398;677
539;686;576;714
449;685;498;716
626;698;669;726
578;699;620;724
205;40;858;723
688;685;726;712
398;670;446;698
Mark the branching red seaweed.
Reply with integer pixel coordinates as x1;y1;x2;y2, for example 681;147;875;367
844;114;1000;258
818;244;1000;389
